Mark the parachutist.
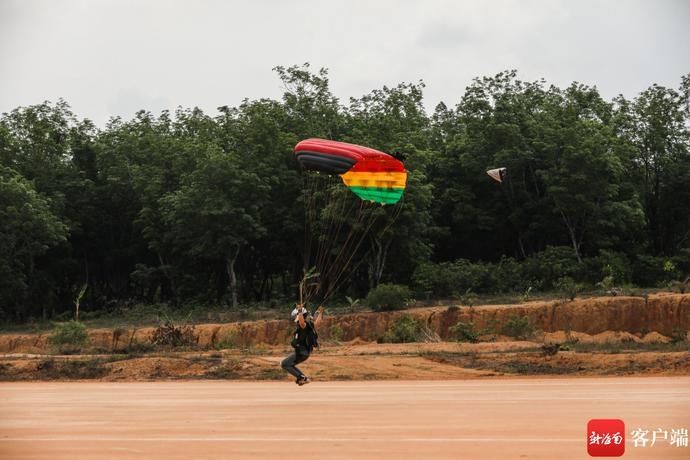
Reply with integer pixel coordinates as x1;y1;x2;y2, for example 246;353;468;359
281;304;325;385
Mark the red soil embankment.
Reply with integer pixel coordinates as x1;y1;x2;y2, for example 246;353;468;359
1;293;688;354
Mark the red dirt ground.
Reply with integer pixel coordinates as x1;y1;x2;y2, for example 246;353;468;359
1;378;689;459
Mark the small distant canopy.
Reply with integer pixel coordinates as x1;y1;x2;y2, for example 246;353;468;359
486;167;507;183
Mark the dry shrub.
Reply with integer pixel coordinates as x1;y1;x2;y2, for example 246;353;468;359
151;320;197;348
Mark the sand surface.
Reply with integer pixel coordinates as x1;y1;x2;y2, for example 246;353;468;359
2;377;689;459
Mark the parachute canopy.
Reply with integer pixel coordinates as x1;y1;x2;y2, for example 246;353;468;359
486;167;507;183
295;138;407;205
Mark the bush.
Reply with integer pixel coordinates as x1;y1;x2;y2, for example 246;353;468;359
671;328;688;344
329;324;345;342
522;246;579;289
449;321;479;343
48;321;89;354
459;288;478;307
491;256;527;293
582;251;631;285
631;255;667;286
379;314;422;343
214;330;239;350
555;276;579;301
365;283;411;311
412;260;491;297
502;315;535;340
668;277;690;294
596;274;623;296
672;248;690;280
37;358;107;379
151;320;197;347
521;286;534;302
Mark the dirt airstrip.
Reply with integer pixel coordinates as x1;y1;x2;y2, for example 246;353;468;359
2;378;689;459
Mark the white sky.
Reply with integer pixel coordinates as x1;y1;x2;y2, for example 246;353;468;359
1;0;689;126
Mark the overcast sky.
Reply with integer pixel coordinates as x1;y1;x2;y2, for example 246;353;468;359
1;0;688;126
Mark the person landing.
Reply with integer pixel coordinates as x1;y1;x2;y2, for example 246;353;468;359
280;304;324;385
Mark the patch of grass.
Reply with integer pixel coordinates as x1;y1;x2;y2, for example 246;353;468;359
421;351;582;375
203;365;241;380
361;373;385;380
255;367;286;380
570;341;690;353
123;340;155;354
449;321;479;343
329;324;345;342
188;355;223;364
458;289;479;307
493;361;583;375
448;318;500;343
555;276;580;301
240;344;269;355
214;330;240;350
36;358;108;379
378;314;423;343
501;315;535;340
668;277;690;294
47;321;89;354
671;327;689;344
0;320;55;334
0;362;13;379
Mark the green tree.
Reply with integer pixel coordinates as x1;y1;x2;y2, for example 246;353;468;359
537;84;644;262
160;147;269;308
0;168;67;320
218;99;301;301
613;78;690;255
0;101;94;318
430;71;551;261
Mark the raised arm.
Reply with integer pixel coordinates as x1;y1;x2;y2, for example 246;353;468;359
297;308;306;329
313;305;324;327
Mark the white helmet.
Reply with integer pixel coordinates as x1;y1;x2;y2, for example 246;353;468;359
291;305;310;322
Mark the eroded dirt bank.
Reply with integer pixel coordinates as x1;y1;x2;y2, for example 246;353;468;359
1;293;688;354
0;293;689;382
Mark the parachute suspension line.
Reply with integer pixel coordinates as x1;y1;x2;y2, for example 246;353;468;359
322;195;406;301
312;178;345;296
302;173;331;304
318;199;369;294
314;179;348;277
321;201;380;301
302;175;315;274
303;175;319;303
322;196;401;301
294;138;408;303
303;174;360;304
313;183;365;302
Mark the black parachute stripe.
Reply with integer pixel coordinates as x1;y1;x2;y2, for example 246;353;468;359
295;151;356;175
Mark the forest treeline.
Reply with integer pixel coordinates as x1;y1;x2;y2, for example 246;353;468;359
1;65;689;321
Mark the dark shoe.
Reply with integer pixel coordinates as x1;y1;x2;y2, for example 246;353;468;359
296;375;311;386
